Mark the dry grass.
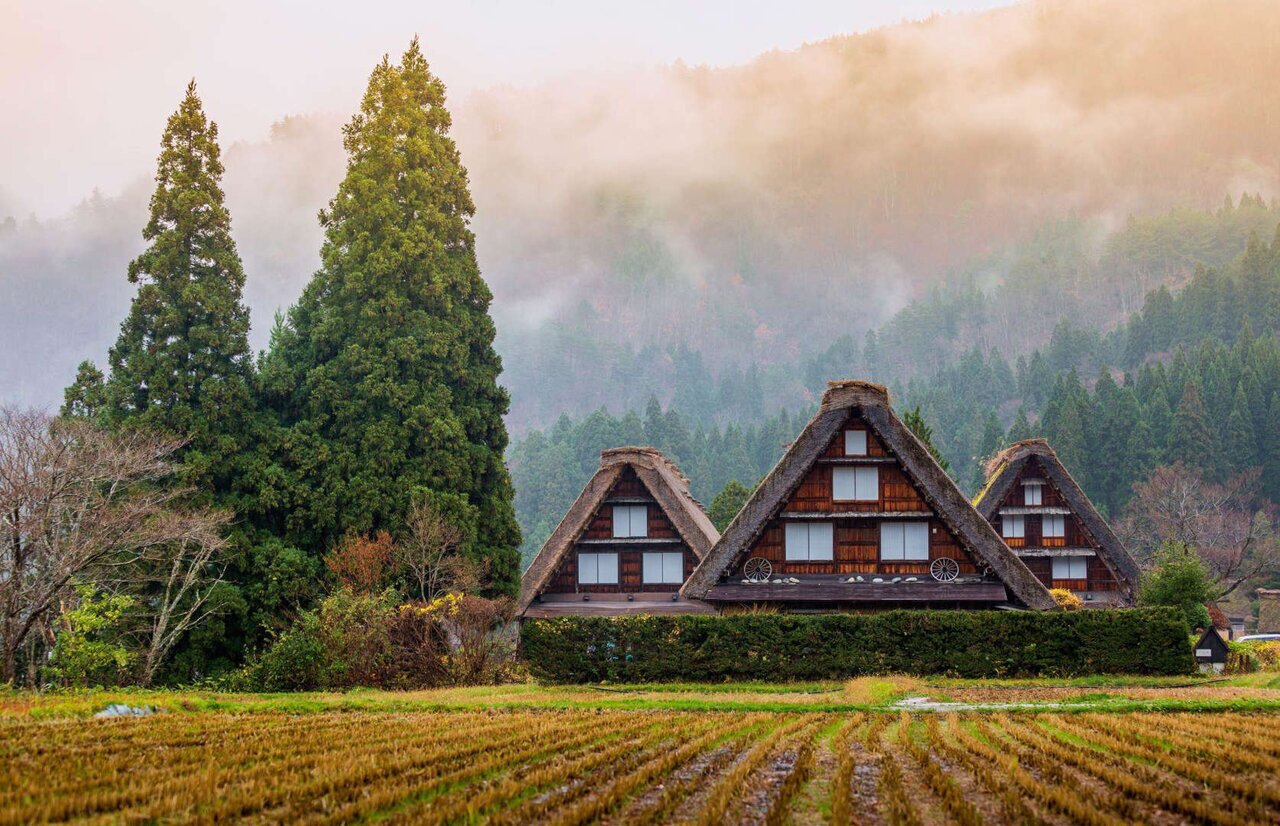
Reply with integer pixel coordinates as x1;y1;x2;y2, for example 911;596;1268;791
3;709;1280;824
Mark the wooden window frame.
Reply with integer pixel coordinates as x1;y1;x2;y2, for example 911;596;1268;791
642;551;684;584
785;522;834;562
844;430;868;456
832;465;879;502
1051;555;1087;581
578;552;619;585
880;521;930;561
612;504;649;538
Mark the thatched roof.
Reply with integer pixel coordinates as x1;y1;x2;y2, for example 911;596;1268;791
517;447;719;615
973;438;1141;601
682;381;1057;610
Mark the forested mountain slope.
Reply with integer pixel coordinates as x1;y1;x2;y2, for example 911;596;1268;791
510;211;1280;563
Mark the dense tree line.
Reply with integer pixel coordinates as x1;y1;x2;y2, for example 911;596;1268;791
51;42;519;684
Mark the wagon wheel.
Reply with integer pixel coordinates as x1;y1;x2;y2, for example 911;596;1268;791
743;557;772;583
930;557;960;582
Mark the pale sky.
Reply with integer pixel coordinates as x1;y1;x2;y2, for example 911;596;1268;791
0;0;1014;217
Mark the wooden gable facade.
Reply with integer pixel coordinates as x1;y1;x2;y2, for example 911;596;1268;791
738;412;986;581
518;447;719;618
542;466;698;596
682;382;1056;611
974;439;1140;607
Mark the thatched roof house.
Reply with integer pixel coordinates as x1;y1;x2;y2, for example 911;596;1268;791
974;439;1140;606
682;381;1056;610
518;447;719;618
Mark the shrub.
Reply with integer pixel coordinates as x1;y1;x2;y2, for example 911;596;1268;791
1139;541;1215;631
1226;641;1259;674
249;589;517;690
254;612;325;691
1049;588;1083;611
520;608;1195;683
42;585;136;688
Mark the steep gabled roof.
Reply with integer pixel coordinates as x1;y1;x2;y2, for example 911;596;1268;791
682;381;1057;609
517;447;719;614
973;438;1142;599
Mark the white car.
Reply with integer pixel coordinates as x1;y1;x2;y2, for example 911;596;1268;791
1236;634;1280;642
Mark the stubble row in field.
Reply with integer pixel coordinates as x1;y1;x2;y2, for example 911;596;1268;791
3;709;1278;824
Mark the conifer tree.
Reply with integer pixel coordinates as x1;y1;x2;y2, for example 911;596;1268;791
264;41;520;593
1223;384;1259;476
1166;383;1217;474
96;80;255;489
708;480;751;532
902;405;950;474
1007;406;1034;442
1264;393;1280;502
62;360;107;420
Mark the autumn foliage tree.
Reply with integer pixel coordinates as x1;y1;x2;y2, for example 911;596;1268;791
324;532;395;594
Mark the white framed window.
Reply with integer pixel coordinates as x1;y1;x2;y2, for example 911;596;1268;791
832;466;879;501
880;522;930;561
1002;515;1025;539
844;430;868;456
785;522;834;561
578;552;619;584
1023;482;1043;506
612;505;648;538
1052;556;1087;580
1043;514;1065;538
643;551;684;584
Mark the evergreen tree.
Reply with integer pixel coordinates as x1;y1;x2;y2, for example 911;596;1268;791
1007;406;1034;442
1264;393;1280;502
969;411;1005;494
263;40;520;594
62;360;107;420
96;80;255;489
708;480;751;533
1166;383;1218;475
1223;384;1259;476
902;405;950;474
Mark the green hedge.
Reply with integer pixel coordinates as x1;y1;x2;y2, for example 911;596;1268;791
520;608;1195;682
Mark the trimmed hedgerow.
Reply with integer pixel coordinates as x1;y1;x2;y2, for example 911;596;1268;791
520;608;1194;683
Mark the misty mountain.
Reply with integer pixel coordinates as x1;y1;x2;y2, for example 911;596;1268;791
2;0;1278;428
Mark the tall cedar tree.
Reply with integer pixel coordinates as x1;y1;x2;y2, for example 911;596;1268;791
61;82;261;679
90;81;255;490
1167;383;1217;474
263;40;521;594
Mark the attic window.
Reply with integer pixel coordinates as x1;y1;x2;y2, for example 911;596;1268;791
844;430;868;456
578;552;619;584
880;522;929;561
1002;515;1025;539
1023;481;1044;506
1043;514;1066;538
785;522;834;561
612;505;648;538
833;466;878;501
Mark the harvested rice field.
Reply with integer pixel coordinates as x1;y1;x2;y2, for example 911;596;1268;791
4;706;1280;824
